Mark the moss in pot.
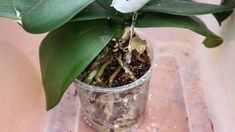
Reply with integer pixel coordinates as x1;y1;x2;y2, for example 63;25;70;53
0;0;235;131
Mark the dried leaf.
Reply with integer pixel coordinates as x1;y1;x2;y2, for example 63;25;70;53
131;35;147;54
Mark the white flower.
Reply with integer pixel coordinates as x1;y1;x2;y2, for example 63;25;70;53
111;0;150;13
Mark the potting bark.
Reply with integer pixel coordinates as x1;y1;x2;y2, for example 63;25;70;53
79;36;151;87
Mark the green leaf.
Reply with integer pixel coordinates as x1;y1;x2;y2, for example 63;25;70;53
0;0;18;19
135;13;223;48
141;1;235;16
40;20;114;110
95;0;115;12
71;2;122;22
146;0;192;5
214;11;233;25
71;3;111;22
12;0;94;33
113;25;125;40
213;0;235;25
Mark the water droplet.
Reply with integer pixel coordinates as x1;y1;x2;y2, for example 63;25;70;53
114;124;119;128
133;94;137;100
123;98;128;103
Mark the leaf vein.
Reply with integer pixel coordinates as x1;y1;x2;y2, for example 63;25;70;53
22;0;44;17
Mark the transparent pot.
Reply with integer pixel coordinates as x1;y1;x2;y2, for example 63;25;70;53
74;41;157;132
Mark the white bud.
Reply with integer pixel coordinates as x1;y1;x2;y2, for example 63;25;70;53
111;0;150;13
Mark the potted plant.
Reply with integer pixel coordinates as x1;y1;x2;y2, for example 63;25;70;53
1;0;234;131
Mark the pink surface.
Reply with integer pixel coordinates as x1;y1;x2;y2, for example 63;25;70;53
0;19;46;132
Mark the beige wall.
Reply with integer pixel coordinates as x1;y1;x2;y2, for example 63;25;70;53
216;13;235;115
196;12;235;132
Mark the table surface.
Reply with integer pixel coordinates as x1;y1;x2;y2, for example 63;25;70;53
0;18;234;132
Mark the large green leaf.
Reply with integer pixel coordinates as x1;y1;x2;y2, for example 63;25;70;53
135;13;223;48
71;2;122;22
214;11;233;25
146;0;192;5
0;0;18;19
12;0;94;33
95;0;115;12
141;1;234;16
213;0;235;25
40;20;114;110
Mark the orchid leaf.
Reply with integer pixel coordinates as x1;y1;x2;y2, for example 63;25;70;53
12;0;94;33
71;2;122;22
141;0;234;16
40;20;114;110
0;0;18;19
95;0;115;12
136;13;223;48
214;11;233;25
213;0;235;25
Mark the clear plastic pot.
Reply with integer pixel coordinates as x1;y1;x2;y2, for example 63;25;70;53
74;41;157;132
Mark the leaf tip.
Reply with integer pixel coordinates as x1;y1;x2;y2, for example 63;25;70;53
203;37;223;48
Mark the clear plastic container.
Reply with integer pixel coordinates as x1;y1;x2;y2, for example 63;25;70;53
74;41;157;132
